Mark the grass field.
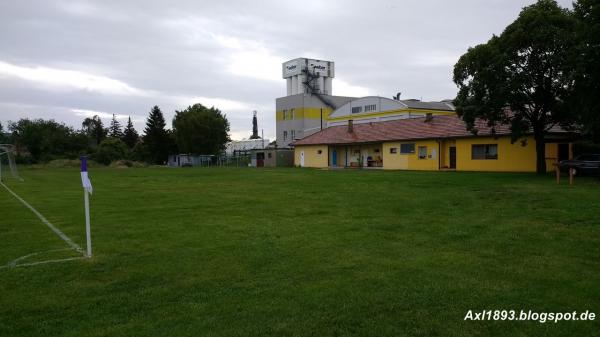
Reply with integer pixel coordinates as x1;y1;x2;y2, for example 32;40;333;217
1;167;599;336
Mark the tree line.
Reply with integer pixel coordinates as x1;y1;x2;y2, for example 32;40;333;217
453;0;600;174
0;103;230;165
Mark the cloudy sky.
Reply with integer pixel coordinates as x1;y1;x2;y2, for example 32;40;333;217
0;0;572;140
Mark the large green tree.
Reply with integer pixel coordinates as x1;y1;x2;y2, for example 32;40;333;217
122;116;139;148
453;0;577;174
572;0;600;141
82;115;108;147
9;119;87;162
143;106;170;164
172;103;230;155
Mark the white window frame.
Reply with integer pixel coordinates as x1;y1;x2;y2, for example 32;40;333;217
418;146;427;159
364;104;376;112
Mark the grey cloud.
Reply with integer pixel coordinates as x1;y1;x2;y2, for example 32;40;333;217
0;0;573;140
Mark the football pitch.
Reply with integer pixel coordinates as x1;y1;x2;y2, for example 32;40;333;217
1;167;599;336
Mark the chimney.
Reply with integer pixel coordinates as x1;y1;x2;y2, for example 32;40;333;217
348;119;354;133
425;113;433;122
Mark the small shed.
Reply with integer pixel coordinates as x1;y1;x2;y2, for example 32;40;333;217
250;149;294;167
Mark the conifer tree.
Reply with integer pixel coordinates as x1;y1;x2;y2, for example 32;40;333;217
108;114;124;139
142;106;170;164
122;116;139;148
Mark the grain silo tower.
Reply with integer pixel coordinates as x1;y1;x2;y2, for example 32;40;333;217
276;58;356;148
282;58;334;96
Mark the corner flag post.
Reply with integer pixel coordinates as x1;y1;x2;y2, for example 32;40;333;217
80;156;93;257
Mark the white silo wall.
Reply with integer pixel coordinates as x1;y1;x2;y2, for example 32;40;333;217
291;76;298;95
325;77;332;95
297;74;305;94
317;76;325;94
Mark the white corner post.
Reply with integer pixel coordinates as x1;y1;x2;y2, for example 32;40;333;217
80;155;93;257
84;188;92;257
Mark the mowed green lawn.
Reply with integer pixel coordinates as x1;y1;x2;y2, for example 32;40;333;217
0;167;599;336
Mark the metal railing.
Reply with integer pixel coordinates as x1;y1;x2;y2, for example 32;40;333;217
171;154;251;168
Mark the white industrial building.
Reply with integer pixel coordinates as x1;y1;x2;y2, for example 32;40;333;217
225;138;269;155
275;57;456;148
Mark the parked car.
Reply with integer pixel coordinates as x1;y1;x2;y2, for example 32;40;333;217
559;154;600;176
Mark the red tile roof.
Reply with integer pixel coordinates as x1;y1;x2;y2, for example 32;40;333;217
292;115;567;146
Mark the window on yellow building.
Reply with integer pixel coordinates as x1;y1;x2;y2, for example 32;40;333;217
418;146;427;159
472;144;498;159
290;108;295;120
283;109;288;120
317;150;322;154
400;143;415;154
390;148;397;154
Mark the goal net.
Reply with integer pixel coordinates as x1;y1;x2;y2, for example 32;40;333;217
0;144;21;181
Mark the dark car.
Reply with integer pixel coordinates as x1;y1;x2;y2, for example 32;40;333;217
559;154;600;176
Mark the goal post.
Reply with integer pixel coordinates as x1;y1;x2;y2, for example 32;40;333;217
0;144;21;182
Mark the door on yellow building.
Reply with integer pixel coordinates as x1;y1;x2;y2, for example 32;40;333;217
332;150;337;167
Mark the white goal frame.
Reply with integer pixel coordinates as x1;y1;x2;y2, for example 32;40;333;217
0;144;87;269
0;144;21;182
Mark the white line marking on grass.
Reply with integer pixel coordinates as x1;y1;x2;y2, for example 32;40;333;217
0;256;87;269
6;248;72;267
0;248;86;270
1;181;84;254
13;256;87;268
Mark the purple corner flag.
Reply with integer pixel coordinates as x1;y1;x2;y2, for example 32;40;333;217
80;156;93;194
80;156;88;172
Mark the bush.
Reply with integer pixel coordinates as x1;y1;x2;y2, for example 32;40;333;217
46;159;82;168
109;160;148;168
15;154;35;165
46;159;101;168
94;138;129;165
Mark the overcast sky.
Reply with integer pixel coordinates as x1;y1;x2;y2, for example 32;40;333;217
0;0;572;140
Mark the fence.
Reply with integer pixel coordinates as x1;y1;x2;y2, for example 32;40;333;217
216;154;251;167
169;154;251;168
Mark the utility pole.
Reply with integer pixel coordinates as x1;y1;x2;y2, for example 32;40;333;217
320;108;323;130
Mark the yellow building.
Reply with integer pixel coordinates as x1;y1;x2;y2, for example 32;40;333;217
293;115;573;172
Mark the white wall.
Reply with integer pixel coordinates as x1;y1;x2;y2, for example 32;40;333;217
226;139;270;155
